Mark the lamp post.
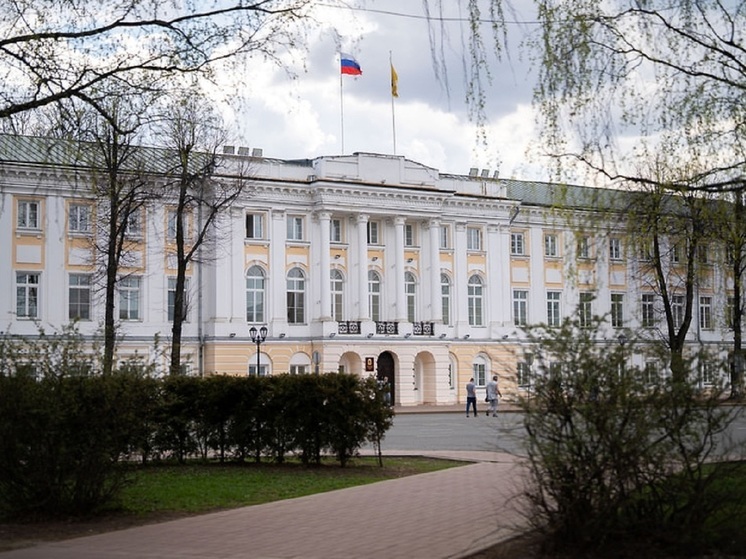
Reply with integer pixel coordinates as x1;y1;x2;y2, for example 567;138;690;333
249;325;268;376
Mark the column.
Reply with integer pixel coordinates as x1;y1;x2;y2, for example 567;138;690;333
486;224;502;330
453;222;469;332
270;210;287;331
394;216;406;321
428;219;442;322
356;214;370;321
318;211;332;320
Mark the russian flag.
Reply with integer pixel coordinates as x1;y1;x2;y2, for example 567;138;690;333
340;53;362;76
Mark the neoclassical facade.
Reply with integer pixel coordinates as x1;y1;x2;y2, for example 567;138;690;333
0;135;737;404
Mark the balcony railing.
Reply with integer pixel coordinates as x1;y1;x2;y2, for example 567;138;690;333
413;322;435;336
337;321;361;335
376;321;399;335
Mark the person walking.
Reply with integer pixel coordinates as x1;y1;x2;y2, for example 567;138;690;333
465;377;477;417
485;375;502;417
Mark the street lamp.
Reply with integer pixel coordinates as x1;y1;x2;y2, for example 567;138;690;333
249;325;268;376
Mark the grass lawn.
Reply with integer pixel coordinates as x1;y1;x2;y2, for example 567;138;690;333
0;456;465;551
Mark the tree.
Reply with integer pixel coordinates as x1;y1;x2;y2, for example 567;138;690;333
0;0;315;124
523;1;746;193
625;176;716;383
715;188;746;398
156;95;248;376
73;96;159;375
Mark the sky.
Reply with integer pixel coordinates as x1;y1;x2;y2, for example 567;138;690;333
215;1;549;182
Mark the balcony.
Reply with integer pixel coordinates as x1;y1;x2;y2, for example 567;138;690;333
413;322;435;336
376;321;399;335
337;321;361;335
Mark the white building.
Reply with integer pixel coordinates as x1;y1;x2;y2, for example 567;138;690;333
0;135;737;405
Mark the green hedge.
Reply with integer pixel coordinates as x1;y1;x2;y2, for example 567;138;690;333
0;371;394;518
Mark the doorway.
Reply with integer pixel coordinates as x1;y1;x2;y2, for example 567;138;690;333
376;351;396;405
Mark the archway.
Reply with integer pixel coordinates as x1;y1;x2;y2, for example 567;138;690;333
376;351;396;405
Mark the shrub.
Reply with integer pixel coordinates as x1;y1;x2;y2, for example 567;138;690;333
520;315;743;556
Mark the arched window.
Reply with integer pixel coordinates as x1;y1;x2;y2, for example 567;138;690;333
330;269;344;321
468;275;484;326
368;270;381;322
405;271;417;323
246;265;265;323
472;354;490;386
441;273;451;326
287;267;306;324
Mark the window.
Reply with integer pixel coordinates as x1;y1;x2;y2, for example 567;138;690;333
544;234;558;257
511;232;525;255
472;358;487;386
641;293;656;328
697;244;709;265
330;218;343;243
368;271;381;321
672;295;685;329
468;275;484;326
611;293;625;328
517;361;531;389
331;269;344;321
609;238;623;261
16;272;39;318
405;272;417;322
726;245;737;266
546;291;561;327
467;227;482;251
671;243;683;264
245;213;264;239
68;204;91;234
441;274;451;326
17;200;39;229
289;365;308;375
439;225;450;249
513;289;528;327
700;362;717;387
248;360;268;377
404;223;416;247
69;274;91;320
367;221;380;244
246;266;265;323
579;292;593;328
699;296;712;330
167;210;178;241
643;361;659;386
168;277;190;322
287;216;304;241
727;296;736;330
125;211;142;238
119;276;141;320
286;268;306;323
639;240;654;261
577;236;590;259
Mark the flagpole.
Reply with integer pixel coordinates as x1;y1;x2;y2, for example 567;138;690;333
390;51;397;155
340;58;345;154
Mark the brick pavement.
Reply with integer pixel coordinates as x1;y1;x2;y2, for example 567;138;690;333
0;451;530;559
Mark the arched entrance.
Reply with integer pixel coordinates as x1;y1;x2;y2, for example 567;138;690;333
376;351;396;405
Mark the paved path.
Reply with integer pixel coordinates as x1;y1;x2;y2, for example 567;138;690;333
0;450;530;559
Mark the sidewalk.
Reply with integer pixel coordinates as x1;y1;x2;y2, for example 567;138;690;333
0;450;530;559
394;402;523;414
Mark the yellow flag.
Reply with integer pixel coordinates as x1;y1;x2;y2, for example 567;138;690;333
390;63;399;98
